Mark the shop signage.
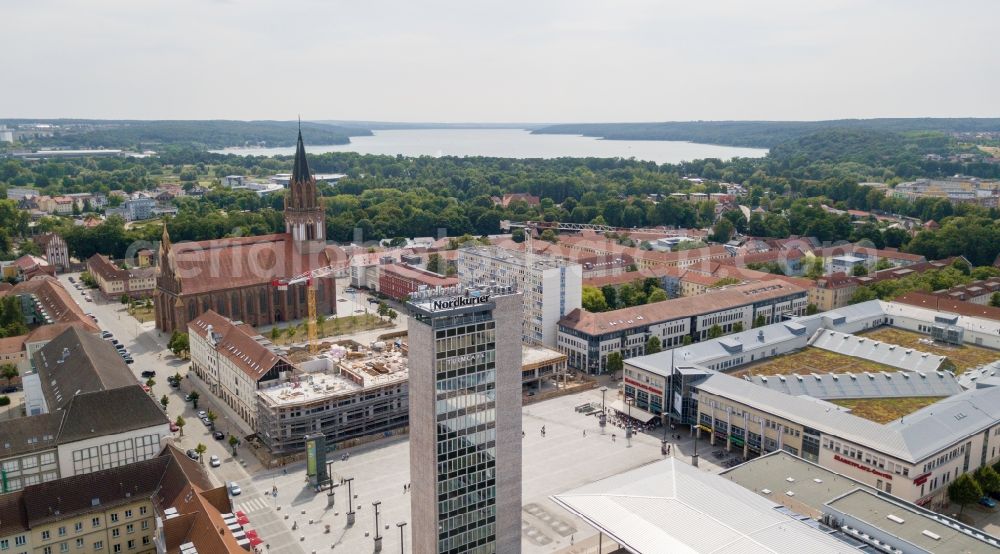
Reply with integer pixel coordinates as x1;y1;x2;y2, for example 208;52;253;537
834;454;892;480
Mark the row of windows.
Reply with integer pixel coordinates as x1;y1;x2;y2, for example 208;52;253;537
1;451;57;472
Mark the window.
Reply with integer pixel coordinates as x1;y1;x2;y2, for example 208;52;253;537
43;547;51;554
140;521;148;531
76;538;84;549
93;542;102;550
0;539;7;550
124;510;132;519
59;527;66;536
74;522;83;532
111;529;119;538
110;514;118;523
60;543;68;553
113;545;121;553
126;540;134;550
141;536;149;546
42;531;51;540
125;524;133;534
138;506;146;516
14;537;25;547
92;517;100;528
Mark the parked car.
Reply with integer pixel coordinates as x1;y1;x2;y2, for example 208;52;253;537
68;277;75;283
2;386;17;394
101;331;112;338
210;455;221;467
213;431;225;440
228;482;241;496
980;496;998;509
185;393;196;402
367;297;380;304
345;287;356;293
185;449;199;461
141;370;156;378
169;379;179;388
123;357;134;365
197;410;207;418
169;423;179;432
201;417;212;426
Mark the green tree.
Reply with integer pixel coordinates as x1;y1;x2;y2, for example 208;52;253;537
732;322;744;333
287;326;297;340
146;378;156;389
710;218;735;243
175;416;185;437
850;286;878;304
852;264;868;277
707;324;723;339
229;435;239;456
0;363;18;386
874;258;894;271
195;443;207;464
805;256;825;279
207;410;217;428
168;331;189;357
189;391;200;410
426;253;443;274
975;466;1000;497
948;473;983;515
120;294;130;305
646;336;662;354
270;326;281;341
601;285;618;309
752;315;767;328
539;229;559;243
317;314;327;335
582;286;609;312
990;292;1000;308
682;335;693;346
174;372;182;383
377;301;389;321
805;303;819;315
647;288;668;303
605;352;623;376
387;309;398;323
160;394;169;410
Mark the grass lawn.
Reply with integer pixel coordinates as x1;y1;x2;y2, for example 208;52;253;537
831;396;944;424
860;327;998;374
127;304;156;323
734;347;900;378
266;314;392;346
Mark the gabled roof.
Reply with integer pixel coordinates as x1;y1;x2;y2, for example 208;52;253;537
188;310;290;381
32;325;137;412
57;385;169;444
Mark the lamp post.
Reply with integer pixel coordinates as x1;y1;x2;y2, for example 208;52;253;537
372;501;383;552
599;386;608;434
344;477;355;525
396;521;407;554
625;396;634;447
600;386;608;413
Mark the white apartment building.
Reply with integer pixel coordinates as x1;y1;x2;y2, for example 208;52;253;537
458;246;582;347
188;310;293;432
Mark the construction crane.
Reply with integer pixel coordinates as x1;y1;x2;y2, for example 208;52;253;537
271;259;352;354
500;220;685;236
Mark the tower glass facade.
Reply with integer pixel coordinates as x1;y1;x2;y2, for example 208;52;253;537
408;286;522;554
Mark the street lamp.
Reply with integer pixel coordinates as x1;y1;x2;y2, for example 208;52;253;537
372;501;381;538
600;386;608;413
344;477;355;525
396;521;407;554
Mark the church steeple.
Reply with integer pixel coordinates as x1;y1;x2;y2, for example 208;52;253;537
284;125;325;250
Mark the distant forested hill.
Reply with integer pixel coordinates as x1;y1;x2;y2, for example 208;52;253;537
532;119;1000;148
0;119;371;150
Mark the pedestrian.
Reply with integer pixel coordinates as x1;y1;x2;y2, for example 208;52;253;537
522;431;525;438
403;484;406;493
283;468;287;475
582;429;586;437
612;434;616;443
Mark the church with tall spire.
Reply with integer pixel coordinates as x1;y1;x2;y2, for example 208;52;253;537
154;128;342;333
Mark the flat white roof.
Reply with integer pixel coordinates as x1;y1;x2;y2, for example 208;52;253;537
552;458;854;554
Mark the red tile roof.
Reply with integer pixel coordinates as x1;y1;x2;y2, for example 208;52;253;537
188;310;290;381
166;233;346;295
894;292;1000;322
382;263;458;287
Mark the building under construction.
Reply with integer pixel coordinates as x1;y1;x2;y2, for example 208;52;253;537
255;343;409;455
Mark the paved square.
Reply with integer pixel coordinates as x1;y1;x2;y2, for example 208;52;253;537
243;388;690;553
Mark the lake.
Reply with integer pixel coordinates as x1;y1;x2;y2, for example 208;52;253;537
212;128;767;164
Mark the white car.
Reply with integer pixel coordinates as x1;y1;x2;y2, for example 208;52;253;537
228;482;241;496
209;455;221;467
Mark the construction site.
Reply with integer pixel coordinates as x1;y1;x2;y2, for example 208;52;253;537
254;340;410;457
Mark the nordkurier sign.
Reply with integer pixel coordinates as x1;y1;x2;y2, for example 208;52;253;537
432;295;490;311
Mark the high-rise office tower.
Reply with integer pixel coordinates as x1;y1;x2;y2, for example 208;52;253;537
407;285;523;554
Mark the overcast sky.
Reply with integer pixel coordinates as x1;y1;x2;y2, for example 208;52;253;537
3;0;997;122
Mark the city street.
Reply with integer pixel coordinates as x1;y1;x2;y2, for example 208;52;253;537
57;273;305;553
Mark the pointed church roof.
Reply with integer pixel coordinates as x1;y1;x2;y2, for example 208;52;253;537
291;129;311;184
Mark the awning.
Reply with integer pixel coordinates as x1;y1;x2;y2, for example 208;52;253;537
236;515;249;526
249;536;263;547
235;510;247;518
610;400;659;423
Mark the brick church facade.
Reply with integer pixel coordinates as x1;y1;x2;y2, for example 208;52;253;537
154;129;342;333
